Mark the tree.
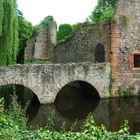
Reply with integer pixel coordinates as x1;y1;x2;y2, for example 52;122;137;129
0;0;19;66
16;9;33;63
89;0;116;22
57;24;73;41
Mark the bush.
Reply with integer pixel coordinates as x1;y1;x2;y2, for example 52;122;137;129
57;24;73;41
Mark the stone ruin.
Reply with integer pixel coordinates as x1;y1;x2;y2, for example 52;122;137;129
25;20;57;61
24;0;140;97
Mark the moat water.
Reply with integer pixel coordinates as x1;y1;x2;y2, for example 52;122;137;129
0;84;140;134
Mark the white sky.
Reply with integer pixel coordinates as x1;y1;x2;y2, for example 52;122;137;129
17;0;97;26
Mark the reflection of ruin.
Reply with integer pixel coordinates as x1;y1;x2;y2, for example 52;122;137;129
28;97;140;133
110;97;140;133
28;99;110;131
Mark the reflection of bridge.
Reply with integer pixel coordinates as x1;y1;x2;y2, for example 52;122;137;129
0;62;111;104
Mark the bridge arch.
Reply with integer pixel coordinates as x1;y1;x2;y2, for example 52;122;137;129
0;84;40;104
56;80;100;98
0;63;111;104
55;80;100;103
54;80;100;119
0;78;42;103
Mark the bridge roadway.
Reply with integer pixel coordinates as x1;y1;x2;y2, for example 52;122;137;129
0;62;111;104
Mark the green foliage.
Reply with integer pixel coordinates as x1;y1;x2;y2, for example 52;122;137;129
0;97;28;139
40;15;54;29
0;98;140;139
57;24;73;41
0;1;4;36
0;0;19;66
89;0;116;22
118;86;134;96
16;9;33;64
56;23;81;46
32;25;39;37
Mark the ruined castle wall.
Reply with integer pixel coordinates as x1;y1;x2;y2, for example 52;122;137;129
111;0;140;96
25;21;57;61
53;23;111;63
34;27;51;60
25;36;36;61
48;21;57;46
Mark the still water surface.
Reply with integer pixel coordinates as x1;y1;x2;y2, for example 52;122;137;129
1;85;140;134
28;96;140;134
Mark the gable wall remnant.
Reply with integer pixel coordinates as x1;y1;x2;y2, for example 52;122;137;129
53;22;111;63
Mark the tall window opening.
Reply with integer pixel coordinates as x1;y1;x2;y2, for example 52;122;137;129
134;54;140;67
95;43;105;62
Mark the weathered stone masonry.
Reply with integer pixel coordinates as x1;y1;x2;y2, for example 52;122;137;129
24;0;140;97
111;0;140;96
0;63;111;104
53;0;140;96
25;21;57;61
53;22;111;63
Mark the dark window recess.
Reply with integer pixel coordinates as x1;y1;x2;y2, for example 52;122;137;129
134;54;140;67
95;43;105;62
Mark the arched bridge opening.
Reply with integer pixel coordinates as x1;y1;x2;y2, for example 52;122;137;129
54;80;100;120
0;84;40;120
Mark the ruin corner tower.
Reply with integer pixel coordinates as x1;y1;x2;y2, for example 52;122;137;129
25;20;57;61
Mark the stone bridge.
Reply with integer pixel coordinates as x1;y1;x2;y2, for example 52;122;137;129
0;62;111;104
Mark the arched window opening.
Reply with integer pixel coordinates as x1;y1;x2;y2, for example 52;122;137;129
54;81;100;120
95;43;105;62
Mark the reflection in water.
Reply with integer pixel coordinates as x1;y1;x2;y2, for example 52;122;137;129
110;97;140;134
29;97;140;134
56;98;99;120
1;84;140;133
0;84;40;120
54;81;100;120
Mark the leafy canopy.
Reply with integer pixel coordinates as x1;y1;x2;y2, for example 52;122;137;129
89;0;116;22
16;9;33;63
0;0;19;66
57;24;73;41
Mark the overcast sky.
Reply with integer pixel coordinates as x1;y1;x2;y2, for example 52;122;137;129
17;0;97;26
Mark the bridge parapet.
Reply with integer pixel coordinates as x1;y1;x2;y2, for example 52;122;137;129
0;62;111;104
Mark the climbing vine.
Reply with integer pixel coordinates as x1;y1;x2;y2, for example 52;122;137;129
0;0;19;66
